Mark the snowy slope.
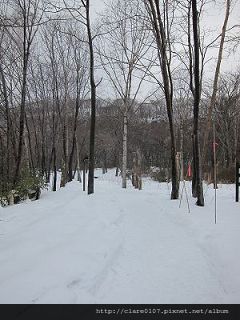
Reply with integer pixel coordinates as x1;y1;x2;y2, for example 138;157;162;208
0;170;240;304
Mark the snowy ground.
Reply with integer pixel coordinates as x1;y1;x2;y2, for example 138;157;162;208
0;169;240;304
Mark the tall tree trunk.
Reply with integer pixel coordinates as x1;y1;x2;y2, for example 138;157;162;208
13;20;30;186
52;144;57;192
192;135;197;197
68;82;80;182
14;65;28;185
47;146;53;184
75;133;81;182
60;117;69;187
146;0;179;199
25;113;34;171
41;136;46;178
52;100;57;191
192;0;204;206
122;109;128;188
0;137;4;192
0;61;10;184
86;0;96;195
202;0;231;163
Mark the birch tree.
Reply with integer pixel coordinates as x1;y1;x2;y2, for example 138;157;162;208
98;0;155;189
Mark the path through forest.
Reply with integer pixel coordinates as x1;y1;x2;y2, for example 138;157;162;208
0;170;239;303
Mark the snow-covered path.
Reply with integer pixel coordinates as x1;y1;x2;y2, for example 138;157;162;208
0;170;239;303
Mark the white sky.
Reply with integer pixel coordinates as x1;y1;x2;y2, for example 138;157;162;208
91;0;240;72
201;0;240;73
89;0;240;99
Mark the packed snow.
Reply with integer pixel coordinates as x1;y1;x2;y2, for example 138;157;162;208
0;169;239;304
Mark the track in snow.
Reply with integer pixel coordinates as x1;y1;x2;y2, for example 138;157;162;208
0;169;239;303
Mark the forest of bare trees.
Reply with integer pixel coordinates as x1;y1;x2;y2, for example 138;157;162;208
0;0;240;207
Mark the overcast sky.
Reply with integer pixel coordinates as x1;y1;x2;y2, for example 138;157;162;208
201;0;240;73
90;0;240;72
89;0;240;99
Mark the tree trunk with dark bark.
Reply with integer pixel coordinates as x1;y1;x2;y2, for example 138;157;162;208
14;54;29;186
68;80;80;182
192;0;204;206
86;0;96;195
146;0;179;199
0;61;11;184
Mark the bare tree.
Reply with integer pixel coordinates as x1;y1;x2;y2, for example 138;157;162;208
10;0;44;186
0;14;11;184
202;0;232;162
145;0;179;199
98;0;155;189
67;24;89;182
59;0;97;194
